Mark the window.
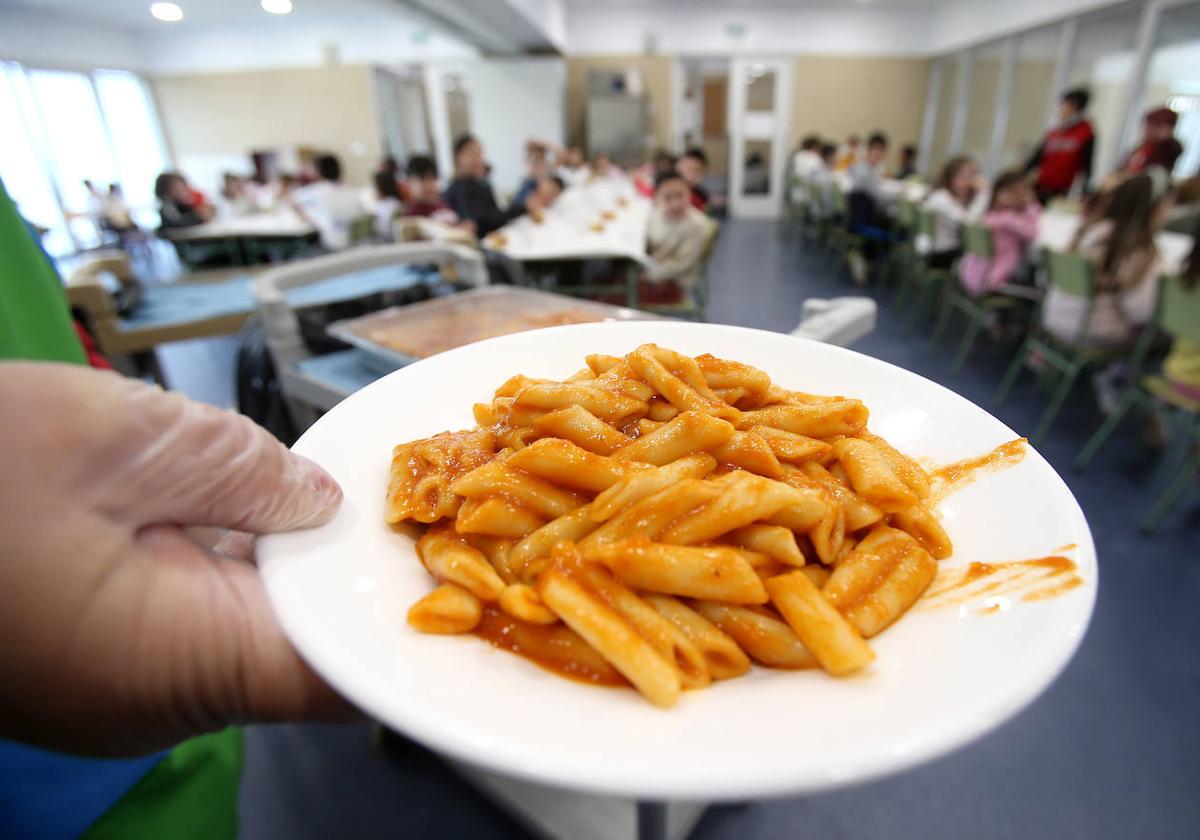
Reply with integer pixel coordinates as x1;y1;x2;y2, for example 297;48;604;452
1000;25;1062;172
94;70;169;225
962;42;1006;170
1065;3;1147;180
927;56;960;178
0;64;67;253
0;62;169;257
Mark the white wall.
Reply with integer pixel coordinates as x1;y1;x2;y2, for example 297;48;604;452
564;4;938;56
425;58;566;197
0;6;149;71
929;0;1119;52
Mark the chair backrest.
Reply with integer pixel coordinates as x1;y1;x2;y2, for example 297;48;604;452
1158;275;1200;343
1045;250;1093;297
963;223;994;258
349;214;376;246
1044;249;1096;347
693;220;721;311
831;186;848;215
914;206;936;238
895;200;916;230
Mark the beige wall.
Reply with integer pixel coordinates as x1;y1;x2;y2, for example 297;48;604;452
791;55;932;173
565;55;673;154
152;64;381;187
1001;59;1056;171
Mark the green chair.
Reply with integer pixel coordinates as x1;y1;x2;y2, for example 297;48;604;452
993;250;1126;445
932;222;1028;374
901;207;952;333
349;214;376;246
876;199;917;295
1075;275;1200;531
828;187;866;278
805;182;835;249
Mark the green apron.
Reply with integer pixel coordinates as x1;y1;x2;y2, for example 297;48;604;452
1;177;244;838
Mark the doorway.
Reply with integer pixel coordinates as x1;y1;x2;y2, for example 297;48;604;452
728;57;794;218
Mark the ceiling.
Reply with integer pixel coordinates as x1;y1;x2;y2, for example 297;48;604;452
0;0;397;29
559;0;952;7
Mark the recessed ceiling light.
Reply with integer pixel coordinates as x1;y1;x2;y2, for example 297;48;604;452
150;2;183;22
261;0;294;14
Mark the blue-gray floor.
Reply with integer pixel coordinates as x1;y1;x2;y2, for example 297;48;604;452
157;220;1199;839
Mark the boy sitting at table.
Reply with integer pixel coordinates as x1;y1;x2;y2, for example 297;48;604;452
641;172;716;304
404;155;458;224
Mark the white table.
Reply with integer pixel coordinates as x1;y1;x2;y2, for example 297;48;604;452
162;210;318;267
833;172;928;204
1037;210;1193;276
163;210;316;241
485;177;653;266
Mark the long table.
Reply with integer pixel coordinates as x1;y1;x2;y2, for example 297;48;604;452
161;210;318;265
1037;210;1193;276
483;177;653;265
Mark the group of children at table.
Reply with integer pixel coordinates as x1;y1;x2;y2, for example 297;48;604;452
800;85;1199;410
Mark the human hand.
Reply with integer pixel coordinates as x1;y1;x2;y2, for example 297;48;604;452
0;363;352;756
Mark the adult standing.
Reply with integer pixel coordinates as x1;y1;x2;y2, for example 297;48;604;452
1119;107;1184;175
1024;88;1095;203
443;134;536;237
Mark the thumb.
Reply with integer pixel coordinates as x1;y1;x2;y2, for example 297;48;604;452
92;376;342;533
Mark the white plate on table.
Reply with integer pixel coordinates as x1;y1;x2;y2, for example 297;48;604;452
258;321;1097;801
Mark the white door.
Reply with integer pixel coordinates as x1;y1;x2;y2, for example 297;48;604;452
728;58;794;219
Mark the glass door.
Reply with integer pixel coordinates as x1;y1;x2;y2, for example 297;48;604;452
728;57;793;219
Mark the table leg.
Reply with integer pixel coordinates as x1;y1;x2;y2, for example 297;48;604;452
625;261;639;309
637;800;668;840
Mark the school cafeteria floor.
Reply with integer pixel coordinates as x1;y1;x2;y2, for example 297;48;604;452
160;219;1200;840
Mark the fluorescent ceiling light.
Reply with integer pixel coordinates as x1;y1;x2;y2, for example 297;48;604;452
150;2;183;22
262;0;294;14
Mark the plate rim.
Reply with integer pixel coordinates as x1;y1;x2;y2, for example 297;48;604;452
259;320;1098;799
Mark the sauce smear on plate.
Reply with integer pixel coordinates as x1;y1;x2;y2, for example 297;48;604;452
928;438;1028;504
474;607;627;686
921;555;1082;611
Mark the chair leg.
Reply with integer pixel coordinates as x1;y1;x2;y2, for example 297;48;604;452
993;337;1032;408
931;296;954;344
1140;448;1199;533
1031;362;1084;445
950;314;983;375
1074;386;1143;469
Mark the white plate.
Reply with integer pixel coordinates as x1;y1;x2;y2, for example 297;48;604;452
259;322;1097;801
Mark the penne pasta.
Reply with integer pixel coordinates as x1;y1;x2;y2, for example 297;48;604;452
418;526;507;601
532;404;631;455
499;583;559;625
831;438;919;514
612;410;735;465
661;472;809;545
514;381;647;424
822;526;937;637
450;460;588;519
643;595;752;680
389;344;953;706
710;431;784;478
766;571;875;675
456;497;545;539
692;602;818;669
575;564;711;689
506;438;641;493
861;433;932;500
583;539;769;604
591;453;717;522
509;505;601;580
538;566;680;708
736;399;869;438
726;524;807;567
890;503;953;560
407;583;483;634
